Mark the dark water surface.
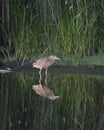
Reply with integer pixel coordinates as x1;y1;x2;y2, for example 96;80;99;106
0;70;104;130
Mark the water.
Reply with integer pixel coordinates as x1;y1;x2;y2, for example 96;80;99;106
0;70;104;130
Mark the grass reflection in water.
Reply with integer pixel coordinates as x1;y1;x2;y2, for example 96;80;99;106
0;72;104;130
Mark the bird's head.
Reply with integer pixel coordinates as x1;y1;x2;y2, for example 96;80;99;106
49;55;60;60
48;96;60;100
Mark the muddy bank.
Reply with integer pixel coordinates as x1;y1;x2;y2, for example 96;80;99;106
0;60;104;75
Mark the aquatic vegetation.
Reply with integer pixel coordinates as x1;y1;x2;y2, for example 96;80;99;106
1;0;104;61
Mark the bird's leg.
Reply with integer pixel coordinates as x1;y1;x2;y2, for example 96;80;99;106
39;69;42;81
39;77;42;84
45;68;48;77
45;68;48;85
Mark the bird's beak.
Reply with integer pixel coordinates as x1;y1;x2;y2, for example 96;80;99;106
49;96;60;100
55;57;60;60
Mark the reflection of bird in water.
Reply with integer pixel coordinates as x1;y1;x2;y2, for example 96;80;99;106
32;55;60;79
32;84;59;100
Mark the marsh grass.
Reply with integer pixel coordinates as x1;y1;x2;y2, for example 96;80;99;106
1;0;104;61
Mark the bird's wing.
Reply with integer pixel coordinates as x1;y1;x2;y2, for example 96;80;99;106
36;57;49;66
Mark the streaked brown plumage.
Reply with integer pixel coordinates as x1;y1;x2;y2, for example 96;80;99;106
32;55;60;76
32;84;59;100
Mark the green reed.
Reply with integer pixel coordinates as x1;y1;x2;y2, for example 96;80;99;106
1;0;104;60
